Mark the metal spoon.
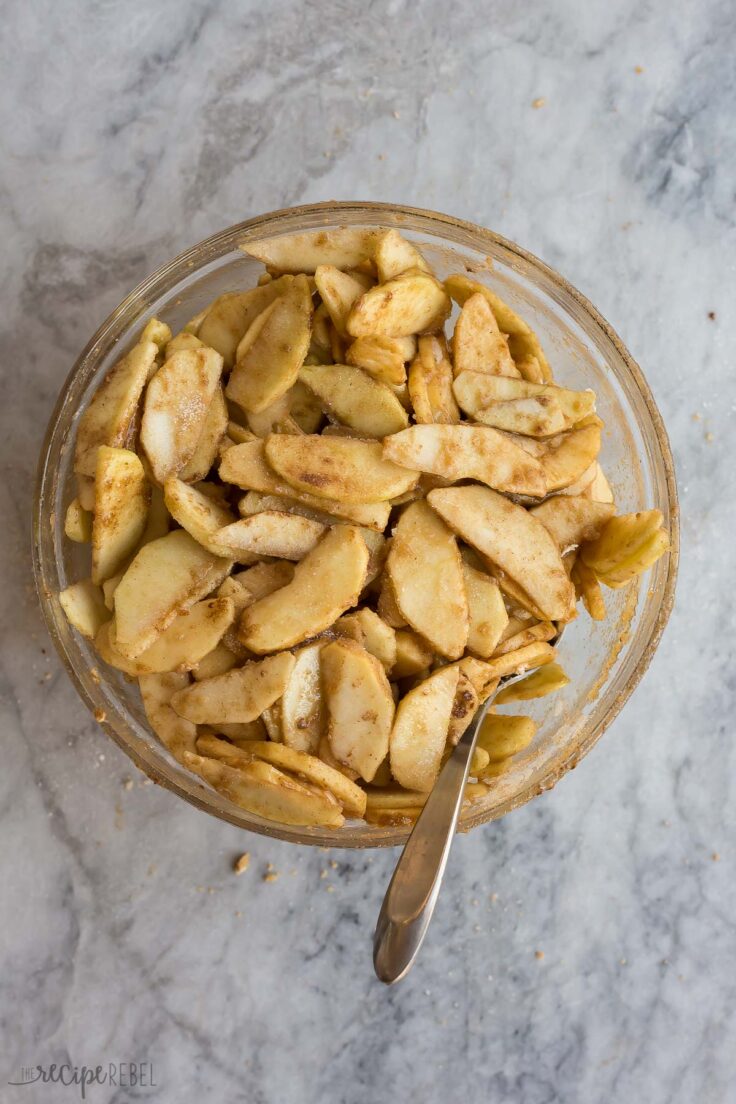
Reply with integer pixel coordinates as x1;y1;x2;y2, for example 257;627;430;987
373;633;563;985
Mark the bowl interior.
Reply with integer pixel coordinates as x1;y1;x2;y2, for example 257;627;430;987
34;203;678;847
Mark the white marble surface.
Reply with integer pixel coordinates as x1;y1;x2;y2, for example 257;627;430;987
2;1;735;1100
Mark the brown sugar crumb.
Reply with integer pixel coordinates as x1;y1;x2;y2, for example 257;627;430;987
234;852;251;875
691;412;702;422
534;950;545;961
707;311;716;320
634;65;644;74
263;862;279;883
94;708;107;723
711;852;720;862
531;97;546;109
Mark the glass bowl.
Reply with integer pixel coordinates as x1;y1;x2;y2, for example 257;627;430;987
33;202;679;848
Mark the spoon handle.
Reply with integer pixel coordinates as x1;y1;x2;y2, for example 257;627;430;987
373;707;485;984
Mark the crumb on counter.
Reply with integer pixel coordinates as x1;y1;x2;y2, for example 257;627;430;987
234;852;251;875
531;97;546;109
535;950;545;960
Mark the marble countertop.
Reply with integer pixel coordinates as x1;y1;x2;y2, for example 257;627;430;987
2;1;734;1100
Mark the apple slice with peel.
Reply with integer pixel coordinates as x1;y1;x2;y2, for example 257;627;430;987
453;371;595;428
321;638;395;782
280;642;325;754
428;485;575;622
183;752;344;828
299;362;408;437
314;265;371;337
74;339;158;477
347;269;451;338
452;293;519;378
386;500;468;660
265;434;419;504
197;276;295;366
220;440;390;530
214;513;326;561
197;734;367;818
390;665;461;792
59;580;111;639
238;525;369;654
462;562;508;658
91;447;149;584
539;425;602;492
178;384;228;482
139;672;198;766
171;650;295;723
408;335;460;424
95;597;234;676
140;347;224;483
226;276;312;414
530;495;616;550
113;529;232;658
163;477;247;559
239;228;379;273
383;424;546;497
374;229;430;281
346;335;412;387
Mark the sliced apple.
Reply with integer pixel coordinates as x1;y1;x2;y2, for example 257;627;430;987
336;608;396;672
444;274;530;336
462;562;508;658
178;384;228;482
192;642;239;680
390;665;460;792
183;752;344;827
238;526;369;653
113;529;232;658
220;440;390;529
530;495;616;550
383;424;546;497
539;424;602;492
391;630;434;678
280;642;325;753
345;335;410;387
163;477;244;559
427;485;575;622
91;447;149;584
453;370;594;431
139;672;198;765
447;670;479;745
314;265;371;337
140;347;224;483
299;362;408;437
408;335;460;424
214;738;367;818
239;228;378;273
347;268;451;338
59;580;111;639
387;500;468;659
321;638;395;782
95;597;234;676
64;498;92;543
264;434;418;504
476;714;537;762
373;229;430;281
452;292;519;377
495;661;570;704
170;650;294;723
226;276;312;414
570;555;606;620
197;276;295;366
214;512;326;560
74;338;158;476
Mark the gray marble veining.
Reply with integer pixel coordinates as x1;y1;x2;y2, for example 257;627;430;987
1;1;735;1101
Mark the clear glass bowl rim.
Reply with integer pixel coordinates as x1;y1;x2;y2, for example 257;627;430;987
32;200;679;848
